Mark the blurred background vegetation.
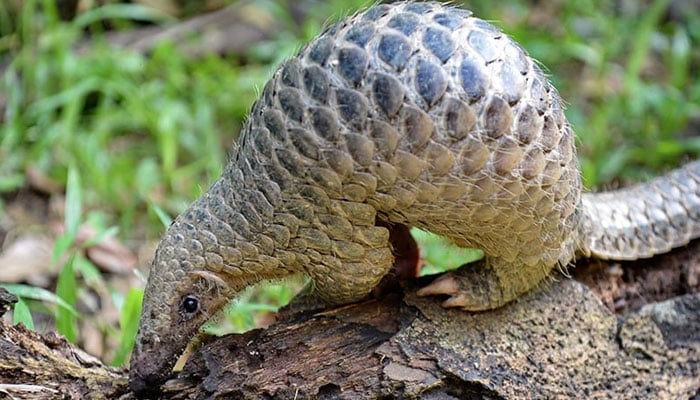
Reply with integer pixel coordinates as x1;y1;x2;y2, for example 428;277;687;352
0;0;698;367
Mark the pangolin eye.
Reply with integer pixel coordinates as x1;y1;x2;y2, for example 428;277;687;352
180;295;200;317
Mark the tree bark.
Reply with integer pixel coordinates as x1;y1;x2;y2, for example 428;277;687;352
0;290;128;399
161;279;700;399
1;240;699;400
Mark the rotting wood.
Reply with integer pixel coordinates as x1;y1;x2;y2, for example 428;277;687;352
1;239;699;399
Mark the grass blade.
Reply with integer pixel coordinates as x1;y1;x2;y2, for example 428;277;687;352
64;167;82;238
0;284;78;317
150;202;173;228
55;257;78;342
12;297;35;330
111;288;143;366
73;4;174;28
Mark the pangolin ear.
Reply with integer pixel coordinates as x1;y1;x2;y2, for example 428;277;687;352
187;270;231;294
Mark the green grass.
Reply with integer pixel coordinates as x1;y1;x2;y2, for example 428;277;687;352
1;0;699;367
412;228;484;276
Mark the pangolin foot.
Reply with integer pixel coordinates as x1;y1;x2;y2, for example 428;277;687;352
417;260;507;311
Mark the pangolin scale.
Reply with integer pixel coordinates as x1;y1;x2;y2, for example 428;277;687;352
130;1;700;394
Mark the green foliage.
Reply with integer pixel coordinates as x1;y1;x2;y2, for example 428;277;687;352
0;283;79;329
111;288;143;366
0;1;260;230
411;229;484;276
53;167;83;342
12;297;35;329
204;282;299;336
55;256;78;341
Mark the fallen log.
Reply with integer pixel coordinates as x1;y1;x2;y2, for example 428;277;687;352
1;240;699;399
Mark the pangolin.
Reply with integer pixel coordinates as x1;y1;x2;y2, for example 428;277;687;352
129;1;700;394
